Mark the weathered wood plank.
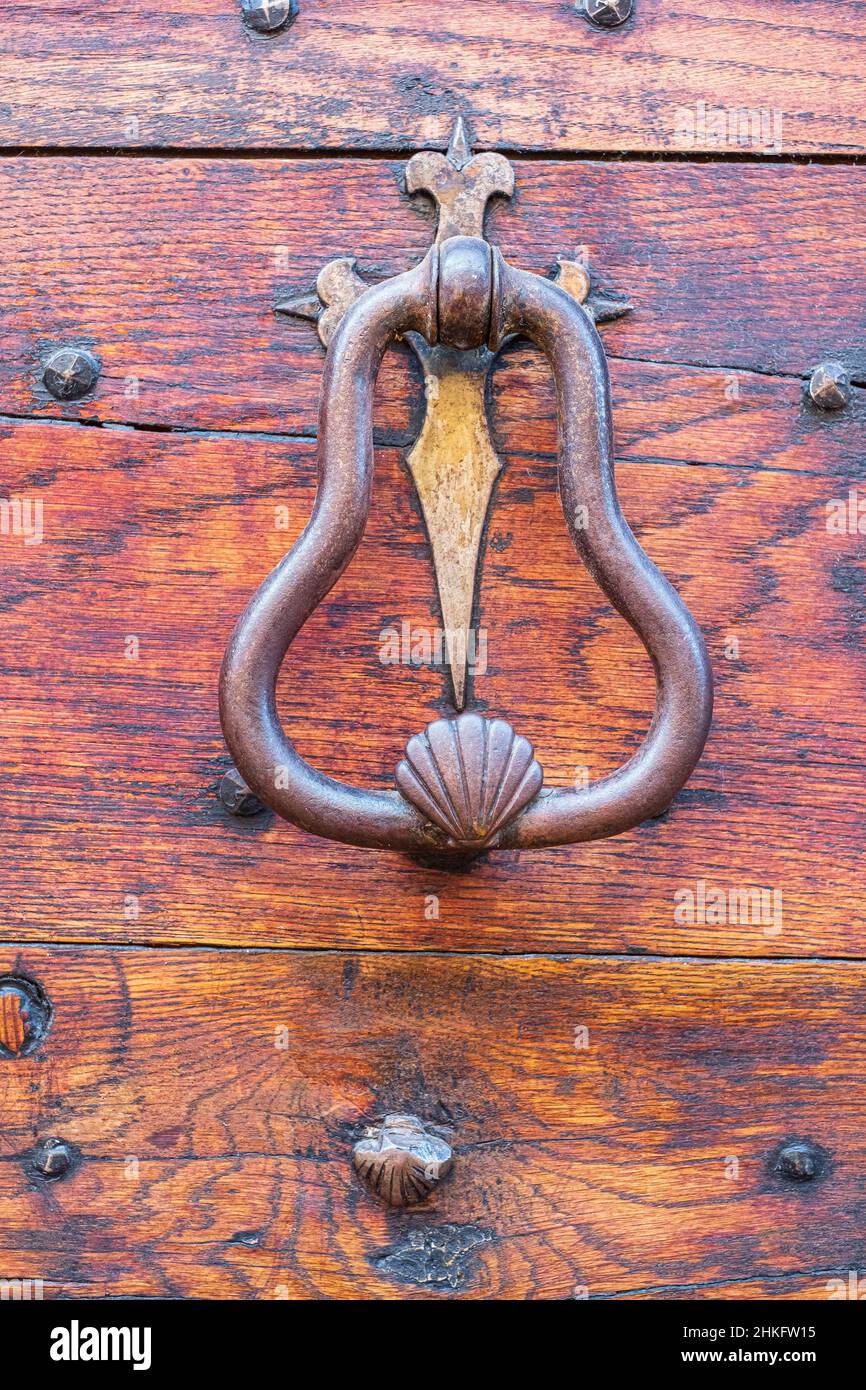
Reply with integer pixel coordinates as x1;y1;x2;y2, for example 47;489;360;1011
1;411;864;954
0;1;864;155
618;1273;863;1300
0;948;864;1299
1;159;865;441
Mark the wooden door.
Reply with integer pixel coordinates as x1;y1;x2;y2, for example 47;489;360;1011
1;0;865;1301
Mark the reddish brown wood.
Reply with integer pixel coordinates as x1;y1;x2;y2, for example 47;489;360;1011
0;1;864;155
0;36;863;1303
616;1275;856;1300
1;159;865;438
0;396;863;954
0;946;864;1299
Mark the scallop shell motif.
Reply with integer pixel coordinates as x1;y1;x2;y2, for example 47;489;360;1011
395;713;543;845
353;1114;453;1207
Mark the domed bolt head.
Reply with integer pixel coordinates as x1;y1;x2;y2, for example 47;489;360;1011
30;1138;76;1181
809;361;851;411
219;766;265;817
42;348;100;401
241;0;298;34
774;1141;825;1182
582;0;634;28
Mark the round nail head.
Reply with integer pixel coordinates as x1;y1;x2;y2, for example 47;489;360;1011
242;0;298;33
776;1142;823;1182
31;1137;75;1181
809;361;851;411
42;348;100;402
219;766;266;817
582;0;634;28
353;1114;453;1206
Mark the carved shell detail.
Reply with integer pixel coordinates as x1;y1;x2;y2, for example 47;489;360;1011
395;713;543;845
353;1114;453;1207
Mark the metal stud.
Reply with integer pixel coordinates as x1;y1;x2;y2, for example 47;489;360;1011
241;0;298;34
219;765;266;817
581;0;634;28
42;347;100;402
808;361;851;411
30;1138;77;1181
774;1141;825;1182
353;1114;453;1207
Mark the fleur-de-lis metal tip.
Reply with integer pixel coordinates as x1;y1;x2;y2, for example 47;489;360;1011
553;259;633;325
447;115;473;170
586;289;633;324
274;290;322;323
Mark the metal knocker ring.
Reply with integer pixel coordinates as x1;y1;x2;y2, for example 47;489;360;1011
220;122;713;859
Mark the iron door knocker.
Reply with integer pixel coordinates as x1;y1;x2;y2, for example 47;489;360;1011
219;119;713;858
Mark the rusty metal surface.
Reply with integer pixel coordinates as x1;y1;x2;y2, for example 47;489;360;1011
276;257;368;348
490;247;712;849
405;114;514;246
220;126;713;858
353;1114;453;1207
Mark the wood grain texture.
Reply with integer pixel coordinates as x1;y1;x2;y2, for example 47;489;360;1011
2;158;866;438
1;1;864;155
1;946;864;1300
619;1274;866;1300
0;386;863;954
3;2;865;1313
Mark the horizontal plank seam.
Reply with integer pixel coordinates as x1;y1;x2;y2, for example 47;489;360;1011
17;1264;858;1299
0;411;414;452
0;940;864;965
611;353;866;391
506;447;840;480
600;1265;851;1300
0;1137;774;1163
0;1148;849;1179
0;411;855;483
0;145;864;169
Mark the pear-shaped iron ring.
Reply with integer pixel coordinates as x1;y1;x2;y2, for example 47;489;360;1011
220;124;712;858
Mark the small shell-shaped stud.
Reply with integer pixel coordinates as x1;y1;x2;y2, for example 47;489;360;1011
353;1114;453;1207
395;713;543;846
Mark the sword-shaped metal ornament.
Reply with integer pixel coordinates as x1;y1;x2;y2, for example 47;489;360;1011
276;117;631;709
